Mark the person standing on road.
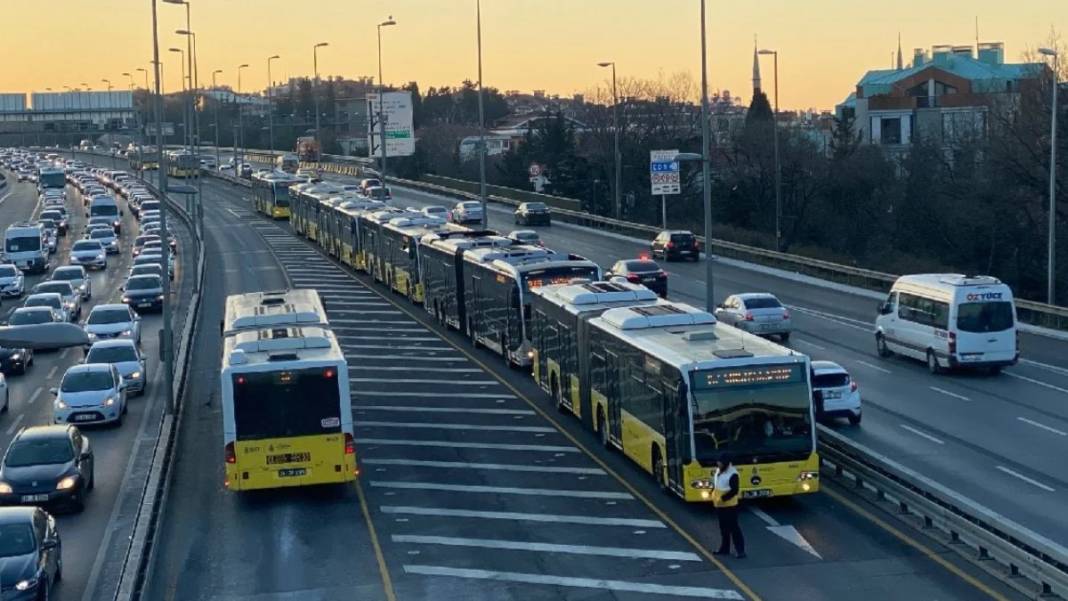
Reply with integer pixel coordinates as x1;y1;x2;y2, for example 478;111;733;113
712;455;746;558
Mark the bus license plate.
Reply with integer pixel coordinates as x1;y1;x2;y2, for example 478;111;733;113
267;452;311;465
742;489;772;499
278;468;307;478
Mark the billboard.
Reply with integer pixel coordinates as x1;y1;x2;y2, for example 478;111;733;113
366;91;415;157
649;149;681;195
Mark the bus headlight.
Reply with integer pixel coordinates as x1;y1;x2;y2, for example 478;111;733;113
690;479;714;489
797;471;819;481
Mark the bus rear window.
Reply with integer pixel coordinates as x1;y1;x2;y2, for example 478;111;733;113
956;302;1014;333
232;367;343;440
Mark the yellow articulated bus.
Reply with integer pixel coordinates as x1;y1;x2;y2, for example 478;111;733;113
220;290;357;491
378;215;458;303
334;198;386;269
251;172;302;219
290;183;342;242
356;208;408;282
529;287;819;503
418;230;513;329
166;151;200;178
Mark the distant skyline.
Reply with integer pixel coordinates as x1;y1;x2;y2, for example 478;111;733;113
0;0;1063;110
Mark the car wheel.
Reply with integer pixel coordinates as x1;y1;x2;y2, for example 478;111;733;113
848;412;862;426
876;334;892;358
926;350;942;375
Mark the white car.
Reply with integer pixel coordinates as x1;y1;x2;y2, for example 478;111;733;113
422;206;449;220
0;264;24;298
32;281;81;321
83;304;141;350
86;228;119;254
714;293;792;341
0;372;8;412
451;201;484;225
811;361;862;425
70;240;107;270
52;363;127;426
22;293;70;323
51;265;91;300
84;340;146;396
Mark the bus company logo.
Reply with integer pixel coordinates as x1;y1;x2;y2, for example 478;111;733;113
966;292;1003;302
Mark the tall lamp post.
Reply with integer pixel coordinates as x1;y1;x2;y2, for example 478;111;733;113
597;61;622;220
313;42;328;150
122;72;135;90
376;18;396;188
699;0;715;311
150;0;175;415
169;48;187;148
212;69;222;168
136;68;149;91
267;55;280;154
176;29;199;157
475;0;488;227
237;63;249;168
758;48;782;251
165;0;194;152
1040;47;1060;305
102;79;112;92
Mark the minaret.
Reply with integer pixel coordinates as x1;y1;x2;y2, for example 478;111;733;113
752;36;762;93
896;33;904;70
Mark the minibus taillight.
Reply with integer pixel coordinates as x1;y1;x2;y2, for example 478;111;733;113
344;433;355;455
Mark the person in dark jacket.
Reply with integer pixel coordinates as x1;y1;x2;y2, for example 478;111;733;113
712;455;746;558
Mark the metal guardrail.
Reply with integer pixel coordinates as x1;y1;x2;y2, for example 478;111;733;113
819;425;1068;600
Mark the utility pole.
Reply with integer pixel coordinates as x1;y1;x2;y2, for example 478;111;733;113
268;55;280;154
150;0;175;415
699;0;715;312
476;0;488;228
377;18;396;190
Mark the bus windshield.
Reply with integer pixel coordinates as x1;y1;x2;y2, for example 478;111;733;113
690;363;813;463
523;265;600;292
232;367;342;440
5;236;41;253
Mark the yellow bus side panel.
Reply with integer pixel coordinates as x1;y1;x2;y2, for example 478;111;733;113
620;410;665;475
569;375;581;420
394;267;410;295
591;389;607;432
341;243;354;267
226;433;357;492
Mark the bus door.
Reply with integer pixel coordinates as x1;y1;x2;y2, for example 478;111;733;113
663;378;686;488
606;351;622;445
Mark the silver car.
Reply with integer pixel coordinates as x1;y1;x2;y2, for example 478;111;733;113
70;240;107;270
84;340;146;396
51;265;91;300
86;228;119;255
714;293;792;341
0;264;24;298
22;293;70;323
31;281;81;321
83;303;141;350
52;363;127;426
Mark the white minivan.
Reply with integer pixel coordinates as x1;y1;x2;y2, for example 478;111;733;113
874;274;1019;374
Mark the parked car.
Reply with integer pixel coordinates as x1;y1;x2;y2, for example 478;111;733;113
605;259;668;297
0;425;93;511
514;202;552;226
650;230;700;261
714;293;792;341
52;364;128;427
0;507;62;595
811;361;862;425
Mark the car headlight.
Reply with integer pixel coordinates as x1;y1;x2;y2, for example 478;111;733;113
0;482;12;494
156;294;164;301
10;353;20;360
103;397;115;407
97;254;105;260
55;398;67;410
56;476;77;490
121;329;132;336
122;296;131;303
131;371;142;380
14;578;36;591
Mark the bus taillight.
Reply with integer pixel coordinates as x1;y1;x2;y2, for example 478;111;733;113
344;433;355;455
224;442;236;464
324;367;336;379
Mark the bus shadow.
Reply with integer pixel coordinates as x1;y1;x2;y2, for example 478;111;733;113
233;482;356;509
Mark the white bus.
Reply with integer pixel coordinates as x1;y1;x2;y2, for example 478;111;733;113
222;289;328;335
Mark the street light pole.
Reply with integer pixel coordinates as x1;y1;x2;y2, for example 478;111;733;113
313;42;328;151
1040;47;1060;305
699;0;715;312
169;48;187;149
238;64;249;168
377;18;396;190
476;0;488;228
597;62;621;220
102;79;112;92
176;29;199;157
759;48;782;251
268;55;280;154
150;0;175;416
212;69;222;170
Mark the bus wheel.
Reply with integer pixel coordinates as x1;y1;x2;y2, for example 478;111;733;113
598;411;610;449
653;447;667;491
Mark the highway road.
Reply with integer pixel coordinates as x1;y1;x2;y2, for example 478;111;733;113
238;159;1068;544
141;171;1023;601
0;163;195;601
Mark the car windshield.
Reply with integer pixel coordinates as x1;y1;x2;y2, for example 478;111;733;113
6;437;73;467
35;283;69;296
624;260;659;272
671;233;694;243
61;370;114;393
130;266;161;277
88;308;131;325
52;269;82;281
87;346;138;363
744;296;782;309
9;310;51;325
91;204;118;217
90;230;113;239
73;241;102;252
813;372;850;388
0;266;16;277
526;202;547;211
515;233;538;241
25;297;60;309
0;524;36;557
956;301;1015;333
126;277;160;290
5;236;40;252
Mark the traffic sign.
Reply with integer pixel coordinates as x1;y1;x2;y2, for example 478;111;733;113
650;149;680;195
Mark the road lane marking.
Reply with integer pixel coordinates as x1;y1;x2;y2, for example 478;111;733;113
356;480;398;601
225;208;243;218
350;377;498;385
358;391;510;399
330;319;410;325
381;505;656;526
1003;371;1068;395
342;344;452;352
358;438;576;452
855;360;891;374
332;327;428;334
371;481;630;499
350;366;481;373
358;421;555;433
393;534;701;561
365;458;603;475
47;366;58;379
1018;358;1068;377
929;386;970;401
26;387;42;406
790;338;826;351
60;348;69;358
358;405;534;415
1016;417;1067;436
342;335;451;342
785;305;871;332
899;424;945;445
401;566;743;600
346;354;470;363
5;413;24;435
995;465;1055;492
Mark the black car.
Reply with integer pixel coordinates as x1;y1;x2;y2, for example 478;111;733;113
651;230;701;262
0;347;32;375
0;425;94;512
514;202;552;226
0;507;62;600
605;259;668;297
121;274;164;313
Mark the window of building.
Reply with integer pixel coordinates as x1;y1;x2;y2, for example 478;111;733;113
880;117;902;144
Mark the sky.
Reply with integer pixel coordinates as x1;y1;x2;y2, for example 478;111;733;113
0;0;1064;111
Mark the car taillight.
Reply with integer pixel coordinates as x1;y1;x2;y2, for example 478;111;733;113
850;381;858;392
667;242;675;249
626;274;640;283
782;309;790;319
657;271;667;279
948;331;957;355
224;442;236;464
744;311;754;321
344;433;355;455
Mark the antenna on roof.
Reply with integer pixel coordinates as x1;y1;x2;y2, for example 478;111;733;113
974;16;979;52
